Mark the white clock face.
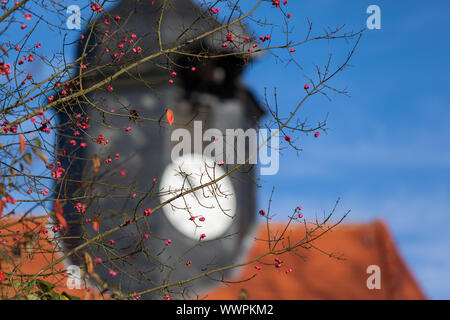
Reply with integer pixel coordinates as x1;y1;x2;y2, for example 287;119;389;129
159;153;236;241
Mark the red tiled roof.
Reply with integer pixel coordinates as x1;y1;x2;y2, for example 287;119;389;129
206;220;425;300
0;217;101;299
0;218;425;300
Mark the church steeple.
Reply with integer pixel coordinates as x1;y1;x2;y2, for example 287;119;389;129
80;0;254;79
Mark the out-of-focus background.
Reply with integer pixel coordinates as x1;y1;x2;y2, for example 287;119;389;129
244;1;450;299
4;1;449;299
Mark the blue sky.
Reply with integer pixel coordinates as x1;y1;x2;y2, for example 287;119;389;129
3;0;449;299
243;1;450;299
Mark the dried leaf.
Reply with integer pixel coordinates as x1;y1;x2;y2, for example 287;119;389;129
93;217;99;232
33;149;48;164
166;108;174;126
238;288;249;300
0;183;5;196
24;238;36;254
0;45;8;57
19;134;26;154
54;200;67;229
33;138;41;148
9;160;16;176
92;155;101;172
23;153;32;165
83;252;94;276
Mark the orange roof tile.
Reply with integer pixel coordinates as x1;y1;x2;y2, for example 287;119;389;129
206;220;425;300
0;217;102;300
0;218;424;300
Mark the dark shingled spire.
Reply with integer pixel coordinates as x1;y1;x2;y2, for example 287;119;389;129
56;0;264;299
81;0;255;79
